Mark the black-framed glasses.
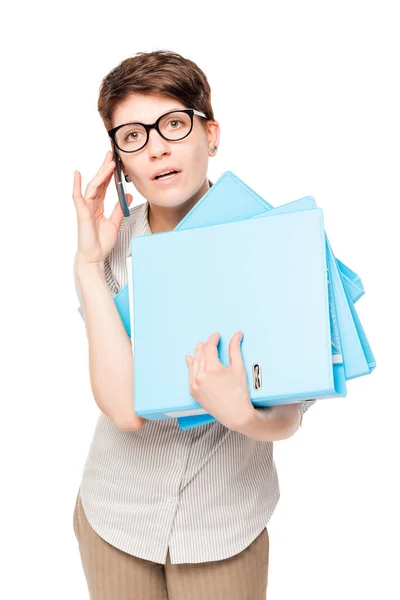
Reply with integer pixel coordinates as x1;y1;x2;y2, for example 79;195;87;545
107;108;208;153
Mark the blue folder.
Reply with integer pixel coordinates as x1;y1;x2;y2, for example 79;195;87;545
114;171;364;339
127;195;349;428
118;170;374;429
248;204;375;381
130;208;347;422
168;175;374;429
177;200;376;431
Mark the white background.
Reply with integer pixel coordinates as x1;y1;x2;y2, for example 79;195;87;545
1;1;398;598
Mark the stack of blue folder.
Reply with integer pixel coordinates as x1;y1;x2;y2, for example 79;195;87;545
114;171;376;431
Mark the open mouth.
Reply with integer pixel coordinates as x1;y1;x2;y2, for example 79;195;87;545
154;170;181;182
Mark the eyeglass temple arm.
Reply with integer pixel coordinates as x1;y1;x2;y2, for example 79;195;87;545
193;109;207;119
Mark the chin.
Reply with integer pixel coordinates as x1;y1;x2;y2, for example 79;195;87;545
151;181;201;207
151;195;192;208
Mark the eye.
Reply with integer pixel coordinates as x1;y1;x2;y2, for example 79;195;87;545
167;119;184;128
124;130;145;141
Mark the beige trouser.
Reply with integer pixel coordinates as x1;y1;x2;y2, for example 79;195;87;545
73;489;269;599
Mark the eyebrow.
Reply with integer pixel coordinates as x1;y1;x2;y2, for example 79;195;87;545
121;108;185;125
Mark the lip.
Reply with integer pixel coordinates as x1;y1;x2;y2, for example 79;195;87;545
152;171;182;185
151;167;182;180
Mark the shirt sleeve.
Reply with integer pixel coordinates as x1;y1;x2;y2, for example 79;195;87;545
297;399;317;427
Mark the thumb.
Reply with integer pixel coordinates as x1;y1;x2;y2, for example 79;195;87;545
110;194;133;229
228;331;244;368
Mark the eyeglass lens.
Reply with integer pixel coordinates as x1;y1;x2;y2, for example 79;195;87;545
114;111;192;152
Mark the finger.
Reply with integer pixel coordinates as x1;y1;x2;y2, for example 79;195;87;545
198;343;206;372
228;331;244;368
187;351;194;387
203;332;221;368
188;351;195;388
84;159;116;200
88;150;114;194
98;150;113;172
192;342;203;384
72;170;85;209
186;354;194;391
73;153;115;211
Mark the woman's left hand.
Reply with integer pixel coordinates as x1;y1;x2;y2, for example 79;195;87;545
185;331;255;431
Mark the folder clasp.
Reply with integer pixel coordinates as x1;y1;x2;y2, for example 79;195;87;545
252;363;262;390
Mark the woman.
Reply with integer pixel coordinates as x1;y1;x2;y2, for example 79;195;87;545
71;49;316;600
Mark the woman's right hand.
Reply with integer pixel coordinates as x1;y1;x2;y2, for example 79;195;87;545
72;150;133;266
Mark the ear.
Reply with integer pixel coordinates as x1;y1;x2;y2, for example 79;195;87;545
207;120;220;152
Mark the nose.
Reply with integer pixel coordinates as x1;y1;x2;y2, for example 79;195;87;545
147;127;171;158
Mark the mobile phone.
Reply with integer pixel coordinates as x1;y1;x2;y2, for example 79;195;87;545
112;147;130;217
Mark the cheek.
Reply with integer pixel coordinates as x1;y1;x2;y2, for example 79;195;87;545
186;144;209;172
128;159;150;188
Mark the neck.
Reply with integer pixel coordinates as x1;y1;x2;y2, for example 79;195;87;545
148;178;211;233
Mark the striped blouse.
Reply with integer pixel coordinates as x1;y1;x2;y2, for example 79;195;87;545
73;188;316;565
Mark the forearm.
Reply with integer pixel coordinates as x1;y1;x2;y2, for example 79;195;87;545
235;403;301;441
75;259;142;430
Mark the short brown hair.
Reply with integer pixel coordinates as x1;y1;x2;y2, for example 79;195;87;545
97;49;215;133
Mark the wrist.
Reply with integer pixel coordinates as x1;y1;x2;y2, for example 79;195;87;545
75;257;105;279
234;407;266;438
236;404;301;442
232;405;258;432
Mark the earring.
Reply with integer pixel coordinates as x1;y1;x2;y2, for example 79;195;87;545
210;145;218;153
124;174;130;182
